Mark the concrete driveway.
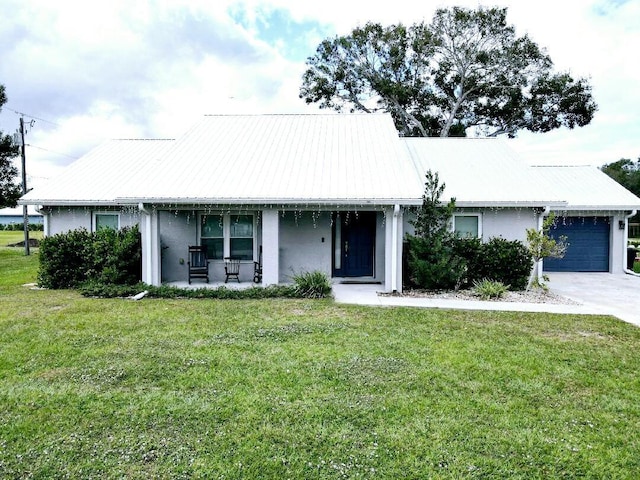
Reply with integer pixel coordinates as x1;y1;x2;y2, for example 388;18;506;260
547;272;640;326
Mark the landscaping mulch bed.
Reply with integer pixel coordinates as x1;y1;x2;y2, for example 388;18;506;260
384;288;580;305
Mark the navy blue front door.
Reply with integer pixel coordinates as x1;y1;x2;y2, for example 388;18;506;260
333;212;376;277
544;216;610;272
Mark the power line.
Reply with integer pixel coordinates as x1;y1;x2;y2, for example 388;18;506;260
8;107;60;127
27;144;78;160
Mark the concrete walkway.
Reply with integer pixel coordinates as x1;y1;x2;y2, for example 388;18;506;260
332;273;640;327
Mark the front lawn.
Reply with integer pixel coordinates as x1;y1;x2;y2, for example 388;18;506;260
0;229;43;246
1;248;639;478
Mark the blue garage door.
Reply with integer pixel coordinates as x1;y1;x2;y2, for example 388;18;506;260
544;217;610;272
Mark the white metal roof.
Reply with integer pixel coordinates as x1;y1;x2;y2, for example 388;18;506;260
402;137;564;207
19;113;640;212
533;165;640;210
119;114;423;205
20;139;173;205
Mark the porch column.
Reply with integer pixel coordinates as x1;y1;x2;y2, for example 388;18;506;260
140;204;161;286
384;205;404;293
261;209;279;285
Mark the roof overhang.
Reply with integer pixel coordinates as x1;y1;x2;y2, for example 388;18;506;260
21;197;571;209
550;205;640;212
18;199;137;207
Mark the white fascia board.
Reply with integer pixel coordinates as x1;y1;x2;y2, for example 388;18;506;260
449;200;567;208
18;199;137;207
117;197;420;206
551;205;640;212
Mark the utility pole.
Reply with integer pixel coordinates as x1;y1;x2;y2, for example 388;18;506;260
19;116;29;256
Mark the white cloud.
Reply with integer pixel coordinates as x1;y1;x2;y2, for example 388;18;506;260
1;0;639;185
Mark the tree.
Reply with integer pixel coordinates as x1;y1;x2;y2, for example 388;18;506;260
526;212;568;290
601;158;640;196
0;84;21;209
601;157;640;222
405;170;467;289
300;6;597;138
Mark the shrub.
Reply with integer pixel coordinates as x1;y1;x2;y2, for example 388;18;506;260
0;222;44;231
405;170;466;290
406;235;466;290
38;228;94;288
409;235;532;292
38;226;141;289
451;237;482;288
78;281;303;299
89;227;141;285
292;270;332;298
472;279;508;300
477;237;532;291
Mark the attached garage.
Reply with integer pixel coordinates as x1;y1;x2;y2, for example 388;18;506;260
544;216;610;272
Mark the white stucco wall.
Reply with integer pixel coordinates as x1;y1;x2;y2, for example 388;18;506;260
402;207;539;242
480;208;539;242
278;211;333;283
159;210;198;283
159;209;263;284
611;213;626;274
46;206;140;236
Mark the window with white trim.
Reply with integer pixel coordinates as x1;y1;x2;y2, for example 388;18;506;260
230;215;254;260
94;213;120;231
453;214;481;239
200;213;255;260
201;216;224;260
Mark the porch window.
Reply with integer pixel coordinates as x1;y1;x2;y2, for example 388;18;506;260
453;214;481;239
94;213;119;231
200;213;255;260
201;216;224;260
230;215;254;260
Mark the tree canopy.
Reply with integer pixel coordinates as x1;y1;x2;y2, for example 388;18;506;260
601;157;640;197
300;6;597;138
601;157;640;222
0;84;21;209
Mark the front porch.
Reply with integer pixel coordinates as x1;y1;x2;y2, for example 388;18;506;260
140;205;405;293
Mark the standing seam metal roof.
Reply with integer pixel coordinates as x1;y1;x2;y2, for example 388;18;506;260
19;114;640;210
120;114;424;204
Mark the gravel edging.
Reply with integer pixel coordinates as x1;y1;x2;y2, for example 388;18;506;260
381;289;580;305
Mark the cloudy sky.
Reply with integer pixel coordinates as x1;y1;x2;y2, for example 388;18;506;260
1;0;638;189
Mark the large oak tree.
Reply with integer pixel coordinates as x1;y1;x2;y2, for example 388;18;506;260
300;6;597;137
0;84;21;208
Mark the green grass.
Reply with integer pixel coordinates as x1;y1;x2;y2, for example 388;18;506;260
0;229;43;247
1;248;639;478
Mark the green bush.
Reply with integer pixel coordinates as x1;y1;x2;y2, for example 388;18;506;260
78;281;303;299
407;235;532;292
406;234;466;290
292;270;332;298
38;228;94;288
405;170;467;290
0;222;44;231
38;226;141;289
476;237;532;291
472;279;508;300
451;237;482;288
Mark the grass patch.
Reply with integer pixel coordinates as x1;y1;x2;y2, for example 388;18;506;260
0;230;43;247
1;249;639;478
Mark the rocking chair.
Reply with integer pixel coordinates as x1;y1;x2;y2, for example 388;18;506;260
188;245;210;284
253;246;263;283
224;257;241;283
